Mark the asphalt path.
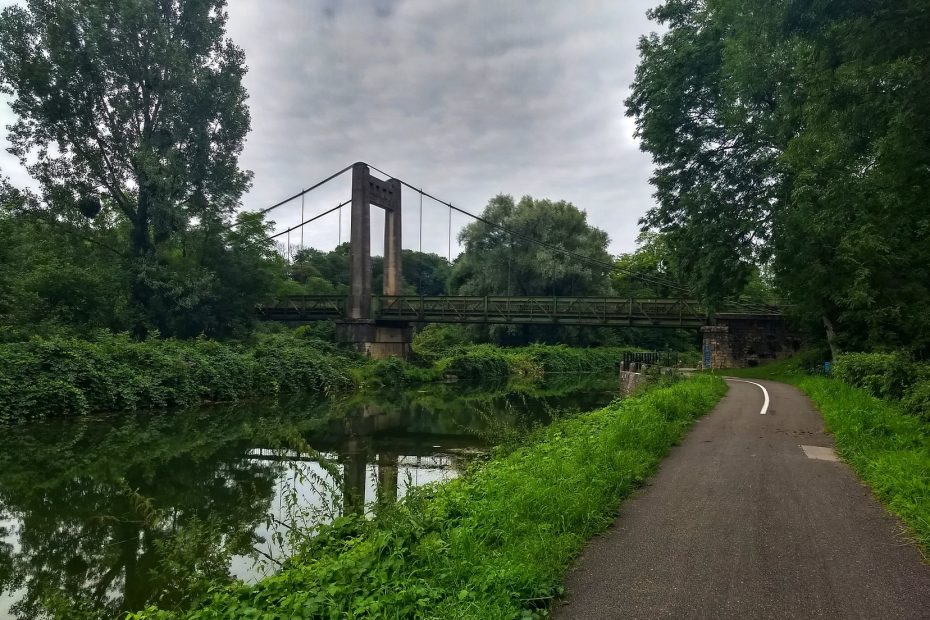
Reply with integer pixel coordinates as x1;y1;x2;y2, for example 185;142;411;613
555;378;930;619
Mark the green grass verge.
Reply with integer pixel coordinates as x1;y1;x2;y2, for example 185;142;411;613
130;375;727;619
722;361;930;556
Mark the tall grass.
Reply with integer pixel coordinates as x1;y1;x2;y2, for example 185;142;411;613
129;375;727;619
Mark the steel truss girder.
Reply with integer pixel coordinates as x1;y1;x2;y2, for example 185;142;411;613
258;295;781;328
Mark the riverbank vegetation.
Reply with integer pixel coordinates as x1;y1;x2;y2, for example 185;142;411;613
429;344;635;385
0;330;357;422
0;328;639;422
728;355;930;555
130;375;727;619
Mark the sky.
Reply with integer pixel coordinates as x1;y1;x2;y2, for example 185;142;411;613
0;0;661;257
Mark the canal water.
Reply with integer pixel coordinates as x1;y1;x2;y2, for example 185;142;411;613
0;375;617;619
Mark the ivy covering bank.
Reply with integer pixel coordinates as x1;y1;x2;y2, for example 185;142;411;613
130;375;727;619
0;331;356;422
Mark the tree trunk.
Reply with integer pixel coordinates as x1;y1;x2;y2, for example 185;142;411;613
132;189;152;257
129;189;153;339
822;315;838;360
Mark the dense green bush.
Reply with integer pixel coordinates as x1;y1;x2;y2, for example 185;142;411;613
436;344;512;384
902;381;930;421
363;356;440;387
832;353;923;400
129;376;727;619
521;344;626;373
434;345;634;385
0;333;356;422
411;324;470;359
832;352;893;395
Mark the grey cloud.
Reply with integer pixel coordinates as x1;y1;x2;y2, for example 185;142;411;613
1;0;660;258
225;0;660;257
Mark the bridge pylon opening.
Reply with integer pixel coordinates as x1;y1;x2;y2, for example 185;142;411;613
337;162;412;359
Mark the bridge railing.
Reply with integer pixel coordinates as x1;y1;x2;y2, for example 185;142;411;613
257;295;346;321
376;295;710;327
258;295;782;326
622;351;680;367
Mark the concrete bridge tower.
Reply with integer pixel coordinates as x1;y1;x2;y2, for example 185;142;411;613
336;163;413;358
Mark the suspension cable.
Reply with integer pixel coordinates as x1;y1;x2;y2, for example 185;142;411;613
507;231;512;296
418;189;424;292
258;165;353;216
268;200;351;241
226;164;353;231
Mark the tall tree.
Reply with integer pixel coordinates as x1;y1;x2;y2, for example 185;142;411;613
627;0;930;355
0;0;252;331
611;232;687;298
625;0;784;310
450;194;613;344
287;244;453;296
451;195;611;298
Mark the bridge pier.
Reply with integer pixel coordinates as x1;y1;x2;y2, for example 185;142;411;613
376;452;399;506
701;326;735;369
340;163;412;359
336;321;412;359
702;319;799;369
340;438;367;516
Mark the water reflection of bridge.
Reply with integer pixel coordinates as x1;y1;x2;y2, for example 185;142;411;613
0;378;612;619
246;428;483;516
249;449;463;470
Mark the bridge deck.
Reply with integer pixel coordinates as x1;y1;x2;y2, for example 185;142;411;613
259;295;781;328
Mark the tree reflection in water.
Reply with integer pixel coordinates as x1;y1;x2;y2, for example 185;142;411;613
0;376;617;619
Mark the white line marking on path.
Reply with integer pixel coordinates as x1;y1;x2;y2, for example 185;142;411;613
726;379;770;415
800;445;838;461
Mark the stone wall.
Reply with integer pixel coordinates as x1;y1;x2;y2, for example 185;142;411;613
618;370;646;395
701;326;734;369
702;320;801;369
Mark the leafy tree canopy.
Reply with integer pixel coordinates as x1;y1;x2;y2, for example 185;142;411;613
450;194;612;298
287;243;453;297
628;0;930;355
449;194;614;345
0;0;253;333
611;232;687;298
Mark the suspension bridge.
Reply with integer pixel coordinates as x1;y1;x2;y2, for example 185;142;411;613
249;162;788;366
